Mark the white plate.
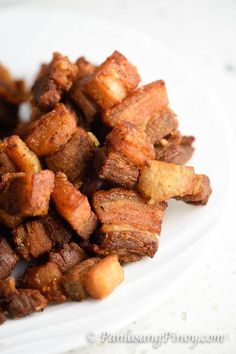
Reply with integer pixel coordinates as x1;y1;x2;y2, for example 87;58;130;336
0;8;232;354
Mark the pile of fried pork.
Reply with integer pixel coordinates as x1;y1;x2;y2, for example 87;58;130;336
0;51;212;324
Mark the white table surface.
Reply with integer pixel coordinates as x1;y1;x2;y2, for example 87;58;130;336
1;1;236;353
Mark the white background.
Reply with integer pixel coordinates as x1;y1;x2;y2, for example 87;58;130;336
0;1;236;353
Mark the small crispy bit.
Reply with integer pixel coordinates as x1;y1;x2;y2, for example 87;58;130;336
0;63;25;105
52;172;97;239
0;278;47;319
83;51;140;110
75;57;96;79
0;277;16;298
106;121;155;167
49;242;87;273
138;160;195;202
93;188;166;234
7;289;47;319
180;174;212;205
103;80;168;128
155;132;195;165
0;170;54;217
32;76;61;110
84;255;124;299
12;220;53;260
32;52;78;110
26;103;77;157
0;237;18;280
19;262;66;303
4;135;41;173
46;127;95;182
91;224;159;262
0;141;17;175
62;258;100;301
145;107;179;144
95;149;139;189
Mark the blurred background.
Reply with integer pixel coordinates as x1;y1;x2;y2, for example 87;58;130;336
1;1;235;353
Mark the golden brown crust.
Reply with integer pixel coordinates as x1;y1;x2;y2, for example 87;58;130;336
25;103;77;157
12;220;53;260
95;149;140;189
32;52;78;110
0;237;18;280
91;225;159;262
0;278;47;319
3;135;41;173
179;174;212;205
0;170;54;217
93;188;166;234
83;51;140;109
62;258;100;301
49;242;87;273
46;127;95;182
145;107;179;144
70;79;99;122
19;262;66;303
155;132;195;165
102;80;168;128
105;121;155;167
40;210;72;245
52;172;97;239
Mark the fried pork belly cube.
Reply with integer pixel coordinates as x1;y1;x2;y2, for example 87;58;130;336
145;107;179;144
155;132;195;165
52;172;97;239
70;79;99;122
12;219;53;260
95;149;139;189
49;242;87;273
138;160;196;202
3;135;41;173
0;208;23;228
41;210;72;245
0;278;47;319
0;170;54;217
62;258;100;301
32;52;78;110
84;255;124;299
103;80;168;128
19;262;66;303
0;237;18;280
106;121;155;167
75;57;96;79
83;51;140;110
179;174;212;205
25;103;77;157
93;188;166;233
46;127;95;182
7;289;47;319
91;224;159;262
